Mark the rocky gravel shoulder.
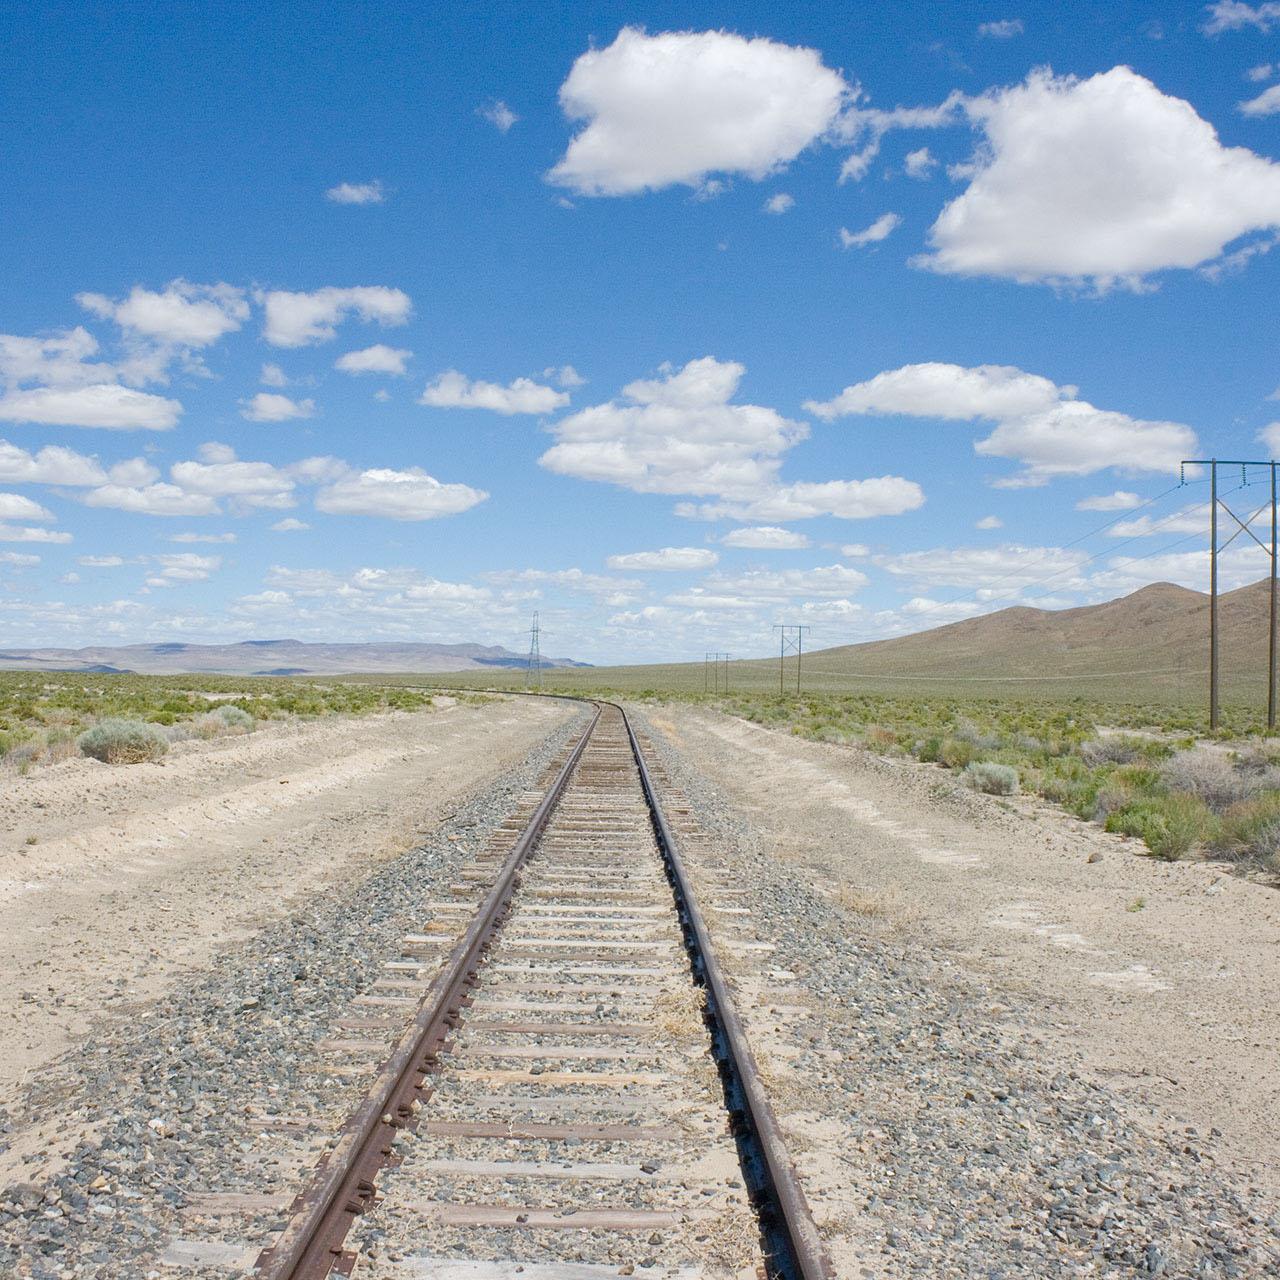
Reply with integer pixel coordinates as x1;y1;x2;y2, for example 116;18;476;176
0;704;591;1280
632;704;1280;1280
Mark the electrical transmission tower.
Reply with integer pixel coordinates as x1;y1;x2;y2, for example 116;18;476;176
1181;458;1279;731
703;652;730;694
526;611;543;688
772;624;811;695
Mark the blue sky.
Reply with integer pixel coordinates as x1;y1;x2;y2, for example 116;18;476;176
2;0;1280;662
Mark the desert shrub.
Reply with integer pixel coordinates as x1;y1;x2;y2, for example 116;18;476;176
939;737;978;770
1105;793;1213;861
915;736;943;763
78;718;169;764
1080;735;1147;767
864;725;898;752
195;704;256;738
1160;748;1258;812
1092;780;1135;822
1211;794;1280;870
963;761;1019;795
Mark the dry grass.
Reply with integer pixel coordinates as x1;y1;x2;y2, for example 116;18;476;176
830;881;921;928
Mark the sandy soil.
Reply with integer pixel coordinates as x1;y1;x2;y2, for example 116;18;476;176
647;705;1280;1201
0;696;573;1098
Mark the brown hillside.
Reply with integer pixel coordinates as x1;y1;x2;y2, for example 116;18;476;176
804;579;1275;686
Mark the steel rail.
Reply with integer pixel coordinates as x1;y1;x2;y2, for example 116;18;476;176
618;703;833;1280
256;701;601;1280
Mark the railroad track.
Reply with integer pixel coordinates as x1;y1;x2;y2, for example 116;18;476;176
174;700;827;1280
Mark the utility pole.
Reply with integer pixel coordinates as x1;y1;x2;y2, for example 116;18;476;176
1181;458;1280;731
772;625;811;696
703;652;730;694
526;611;542;689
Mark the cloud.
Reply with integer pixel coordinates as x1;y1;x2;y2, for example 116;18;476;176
81;483;221;517
839;213;901;248
259;286;412;347
170;443;296;506
77;279;248;348
763;193;795;214
325;180;386;204
833;92;967;183
904;147;936;179
606;547;719;571
335;344;412;375
0;493;54;521
315;467;487;521
0;439;110;486
975;514;1003;529
0;327;113;389
1;551;41;567
487;567;642;598
548;27;847;196
0;384;181;430
240;392;316;422
478;100;518;132
260;362;289;387
690;564;869;599
806;361;1196;485
78;554;125;567
1107;503;1208;537
169;531;236;543
420;370;569;414
541;357;924;524
680;478;926;522
540;356;802;499
915;67;1280;290
841;543;870;557
544;365;585;389
1077;490;1142;511
720;525;810;549
153;552;221;581
1257;421;1280;453
1240;84;1280;115
880;543;1088;591
271;518;310;532
977;19;1024;37
1202;2;1280;34
1247;64;1276;82
0;524;72;543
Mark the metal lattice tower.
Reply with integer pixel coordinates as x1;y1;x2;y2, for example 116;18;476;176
526;611;543;688
772;624;811;695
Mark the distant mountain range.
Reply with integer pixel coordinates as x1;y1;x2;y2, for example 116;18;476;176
0;639;590;676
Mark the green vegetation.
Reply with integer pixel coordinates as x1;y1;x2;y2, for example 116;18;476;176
78;718;170;764
0;671;437;770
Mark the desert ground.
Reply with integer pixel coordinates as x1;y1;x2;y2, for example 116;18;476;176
2;693;1278;1275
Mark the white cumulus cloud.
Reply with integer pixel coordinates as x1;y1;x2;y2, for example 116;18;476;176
763;193;795;214
325;180;386;204
81;483;221;517
548;27;847;196
839;213;901;249
0;384;181;430
478;100;518;132
1203;2;1280;35
606;547;719;571
420;370;570;415
240;392;316;422
77;280;248;348
978;18;1024;37
335;345;412;375
1240;84;1280;115
0;524;72;544
0;493;54;521
805;361;1196;486
721;526;811;549
315;468;488;521
259;286;412;347
880;543;1089;592
904;147;936;179
975;514;1003;529
1077;490;1142;511
271;518;310;532
916;66;1280;289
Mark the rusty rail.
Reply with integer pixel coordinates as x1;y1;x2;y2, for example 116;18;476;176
255;701;600;1280
619;705;832;1280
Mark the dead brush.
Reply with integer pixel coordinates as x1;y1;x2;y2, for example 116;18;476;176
651;984;706;1044
680;1205;762;1274
830;881;920;928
